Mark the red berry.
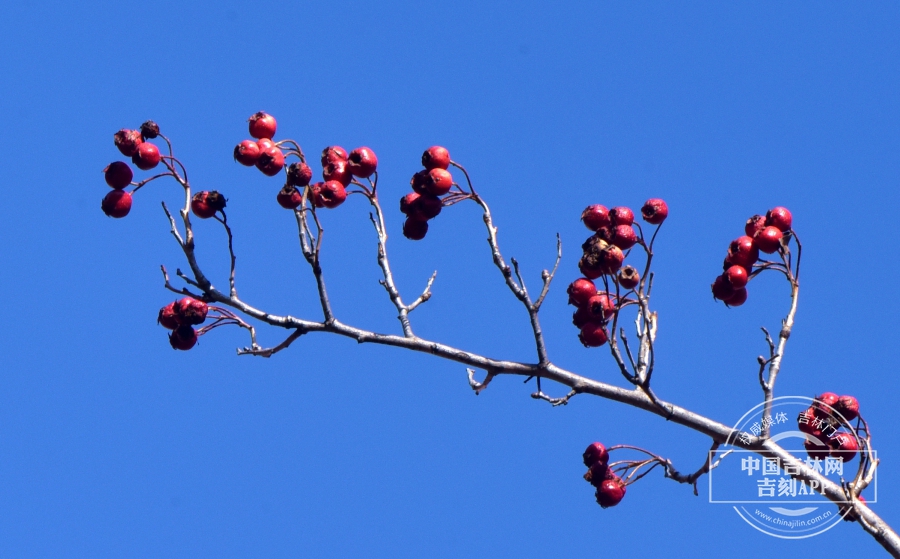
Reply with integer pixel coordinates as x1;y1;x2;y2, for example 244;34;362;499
797;407;819;435
191;191;226;219
579;322;608;347
617;266;639;289
581;234;625;277
318;180;348;209
417;195;443;220
104;161;133;189
175;297;208;325
286;162;313;187
348;147;378;178
140;120;160;140
410;170;430;195
728;236;759;269
169;325;198;351
641;199;668;225
599;245;625;275
101;190;132;218
578;259;604;280
248;111;277;139
234;140;261;166
593;226;614;244
830;433;860;462
724;287;747;307
583;442;610;467
114;129;143;157
835;395;860;421
321;146;348;166
403;217;428;240
611;224;638;250
745;215;767;238
323;159;353;186
309;183;325;208
572;306;593;328
256;138;275;152
587;294;615;320
815;392;840;417
754;226;783;254
609;207;634;226
157;302;180;330
805;438;830;459
422;146;451;170
256;146;285;176
400;192;420;215
581;205;611;231
567;278;597;307
711;275;735;301
724;265;749;289
132;142;161;170
586;461;610;487
766;206;793;232
401;193;442;220
425;168;453;196
722;254;746;275
276;185;304;209
595;478;626;508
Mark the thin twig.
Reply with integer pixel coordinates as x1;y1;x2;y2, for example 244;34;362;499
534;234;562;309
238;328;305;358
531;389;577;406
215;212;238;299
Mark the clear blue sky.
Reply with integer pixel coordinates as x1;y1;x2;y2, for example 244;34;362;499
1;1;899;557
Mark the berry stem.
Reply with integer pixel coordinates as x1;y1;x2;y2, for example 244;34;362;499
130;171;177;194
274;139;305;162
449;161;477;195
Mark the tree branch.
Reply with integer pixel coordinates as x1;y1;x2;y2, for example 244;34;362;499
143;142;899;557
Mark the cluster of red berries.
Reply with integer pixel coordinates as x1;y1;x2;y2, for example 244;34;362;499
582;443;626;508
300;145;376;209
711;207;793;307
567;199;669;347
232;112;377;212
157;297;209;350
798;393;862;461
101;121;162;218
399;146;452;240
568;277;614;347
233;112;284;176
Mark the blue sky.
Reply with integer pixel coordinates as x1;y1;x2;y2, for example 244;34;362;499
1;1;899;557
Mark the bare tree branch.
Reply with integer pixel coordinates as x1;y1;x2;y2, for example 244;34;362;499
137;139;900;557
